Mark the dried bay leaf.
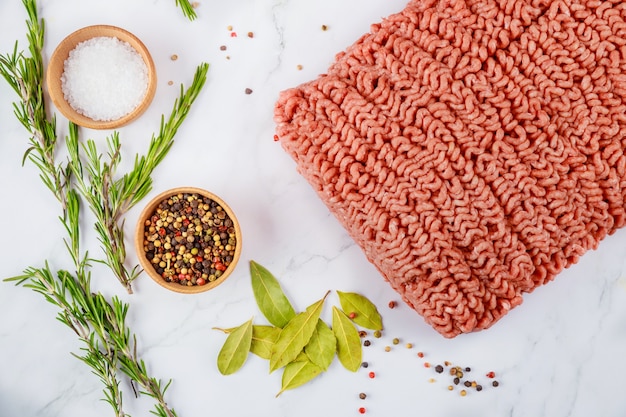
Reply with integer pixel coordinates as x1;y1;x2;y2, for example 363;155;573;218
332;306;362;372
304;319;336;371
250;260;296;328
250;325;281;360
337;291;383;330
276;359;323;397
217;318;253;375
269;291;329;373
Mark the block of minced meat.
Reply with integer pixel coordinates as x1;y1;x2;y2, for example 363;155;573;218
274;0;626;337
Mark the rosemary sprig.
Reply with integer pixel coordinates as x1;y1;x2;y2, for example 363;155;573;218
66;63;209;294
175;0;197;21
1;1;208;416
0;0;69;210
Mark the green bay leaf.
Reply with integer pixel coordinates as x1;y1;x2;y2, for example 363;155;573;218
304;319;336;371
276;359;323;397
337;291;383;330
250;325;281;360
250;260;296;328
269;292;328;373
332;306;362;372
217;318;253;375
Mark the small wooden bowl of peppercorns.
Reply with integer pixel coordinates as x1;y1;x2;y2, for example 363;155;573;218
135;187;242;294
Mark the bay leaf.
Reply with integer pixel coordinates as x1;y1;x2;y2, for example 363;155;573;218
250;325;281;360
250;260;296;328
276;359;323;397
332;306;362;372
304;319;336;371
269;292;329;373
217;318;253;375
337;291;383;330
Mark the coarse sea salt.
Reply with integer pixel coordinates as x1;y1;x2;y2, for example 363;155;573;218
61;36;149;122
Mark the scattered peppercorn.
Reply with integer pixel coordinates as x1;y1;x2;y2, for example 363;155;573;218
245;88;253;95
465;367;471;372
448;385;454;391
487;371;496;378
424;362;431;368
361;362;368;368
296;64;303;70
359;330;367;338
321;24;328;31
359;393;366;400
373;330;382;338
219;45;227;51
405;343;413;349
388;300;397;309
476;385;483;391
464;381;472;387
417;352;424;358
359;407;366;414
460;390;467;397
435;365;444;373
247;31;254;38
428;378;436;383
384;346;391;352
492;381;499;387
392;338;399;345
227;25;233;31
453;377;460;385
349;312;357;319
368;372;375;379
170;54;178;61
230;32;237;37
364;340;371;347
167;80;173;86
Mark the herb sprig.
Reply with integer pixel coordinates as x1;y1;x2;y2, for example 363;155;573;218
175;0;198;21
66;63;209;293
1;0;208;415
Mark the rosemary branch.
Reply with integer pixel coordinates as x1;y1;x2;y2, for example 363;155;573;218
1;0;208;416
66;63;209;294
175;0;197;21
0;0;69;211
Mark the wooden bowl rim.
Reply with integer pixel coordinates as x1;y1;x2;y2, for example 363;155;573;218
46;24;157;130
135;187;242;294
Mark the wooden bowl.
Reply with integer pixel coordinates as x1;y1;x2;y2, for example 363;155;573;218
135;187;242;294
46;25;157;130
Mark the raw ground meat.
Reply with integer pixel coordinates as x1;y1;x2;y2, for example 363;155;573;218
274;0;626;337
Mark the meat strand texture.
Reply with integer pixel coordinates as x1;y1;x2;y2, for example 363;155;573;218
274;0;626;338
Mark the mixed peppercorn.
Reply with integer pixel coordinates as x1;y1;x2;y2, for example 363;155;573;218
141;192;238;286
355;300;501;413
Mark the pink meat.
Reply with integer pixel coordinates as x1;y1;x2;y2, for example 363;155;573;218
274;0;626;337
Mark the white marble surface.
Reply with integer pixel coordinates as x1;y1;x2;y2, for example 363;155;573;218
1;1;626;416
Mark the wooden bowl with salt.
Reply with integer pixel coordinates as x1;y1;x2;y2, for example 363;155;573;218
46;25;157;130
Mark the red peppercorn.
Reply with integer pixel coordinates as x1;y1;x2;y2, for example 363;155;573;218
368;372;375;379
486;371;495;378
158;227;166;236
388;300;396;309
215;262;227;271
349;312;357;319
196;277;206;286
273;134;279;142
417;352;424;358
230;32;237;37
358;407;366;414
196;256;204;262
